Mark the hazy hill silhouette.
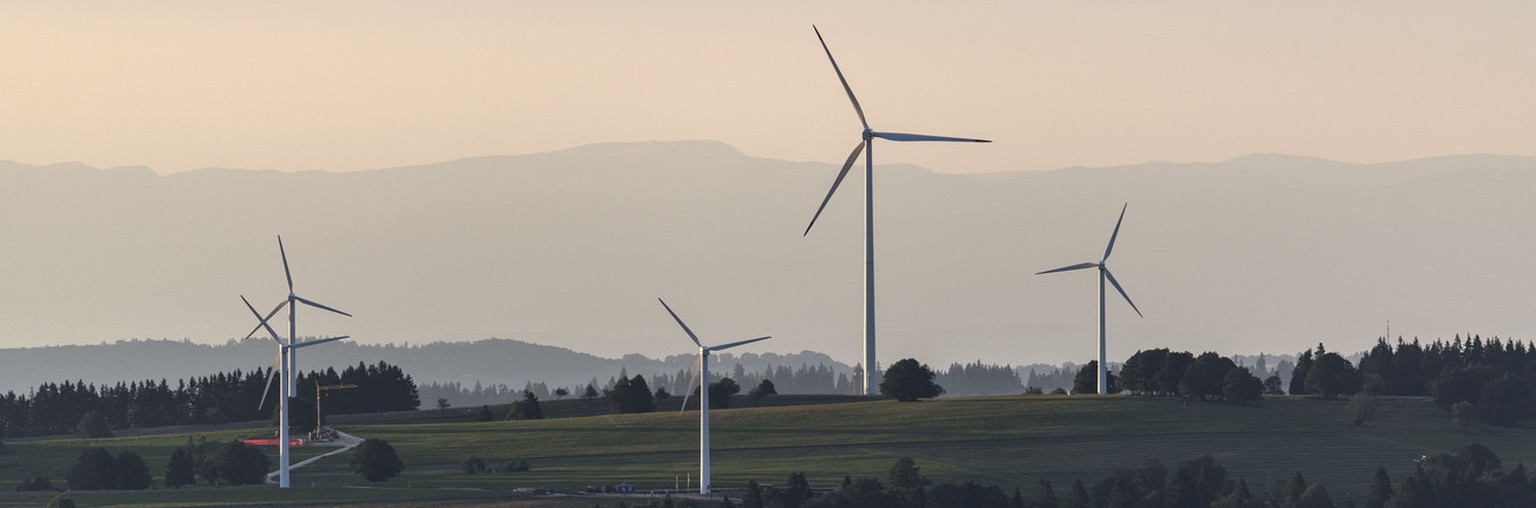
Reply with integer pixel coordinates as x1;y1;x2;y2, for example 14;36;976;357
1;141;1533;379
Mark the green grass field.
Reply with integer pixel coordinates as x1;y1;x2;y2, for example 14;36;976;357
1;395;1531;507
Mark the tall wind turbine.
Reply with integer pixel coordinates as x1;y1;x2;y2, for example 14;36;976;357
1036;204;1142;395
242;235;352;488
659;298;770;495
241;295;351;489
802;25;991;395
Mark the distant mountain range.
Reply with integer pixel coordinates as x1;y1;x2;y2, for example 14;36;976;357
1;141;1533;381
0;338;850;396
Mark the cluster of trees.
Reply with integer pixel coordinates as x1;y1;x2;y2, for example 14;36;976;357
419;380;551;407
1027;364;1089;394
1099;350;1264;405
65;448;152;491
52;438;276;491
607;375;657;414
1287;344;1362;399
460;455;532;474
721;458;1034;508
0;361;420;437
1367;444;1535;507
932;362;1024;396
697;444;1536;508
1355;336;1536;427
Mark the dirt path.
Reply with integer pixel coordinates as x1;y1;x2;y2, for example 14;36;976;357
265;430;365;485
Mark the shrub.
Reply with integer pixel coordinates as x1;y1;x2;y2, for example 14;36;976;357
203;442;271;485
462;456;487;474
114;451;153;490
66;447;116;490
351;439;405;481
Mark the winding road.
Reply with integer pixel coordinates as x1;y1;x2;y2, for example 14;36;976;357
265;430;364;485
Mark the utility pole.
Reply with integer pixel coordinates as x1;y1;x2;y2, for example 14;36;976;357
315;384;357;433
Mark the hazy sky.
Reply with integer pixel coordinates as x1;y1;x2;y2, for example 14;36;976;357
4;2;1536;175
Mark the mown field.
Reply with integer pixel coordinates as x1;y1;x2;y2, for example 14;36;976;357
0;394;1532;507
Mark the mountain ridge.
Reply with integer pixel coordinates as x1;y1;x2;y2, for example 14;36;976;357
1;140;1533;376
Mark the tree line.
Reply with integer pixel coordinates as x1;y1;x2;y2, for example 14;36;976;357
1081;349;1265;405
1293;336;1536;427
0;361;419;438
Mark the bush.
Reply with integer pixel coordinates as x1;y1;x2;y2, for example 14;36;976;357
1024;386;1044;395
749;379;778;402
45;494;75;508
505;459;530;472
15;475;52;492
203;441;271;485
66;447;116;490
1348;394;1374;427
462;456;487;474
351;439;405;481
75;412;113;439
114;451;153;490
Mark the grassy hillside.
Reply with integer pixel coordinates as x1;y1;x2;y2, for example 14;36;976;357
1;395;1531;506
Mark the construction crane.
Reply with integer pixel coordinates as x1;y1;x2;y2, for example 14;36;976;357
315;383;358;434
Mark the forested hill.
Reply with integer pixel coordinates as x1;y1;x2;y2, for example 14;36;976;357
0;337;852;396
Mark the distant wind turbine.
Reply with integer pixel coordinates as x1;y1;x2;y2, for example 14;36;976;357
802;25;991;395
1036;204;1142;395
660;298;770;496
241;236;352;489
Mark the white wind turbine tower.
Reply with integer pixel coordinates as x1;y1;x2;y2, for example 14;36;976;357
241;295;351;488
240;235;352;488
660;298;770;495
1036;204;1142;395
802;25;991;395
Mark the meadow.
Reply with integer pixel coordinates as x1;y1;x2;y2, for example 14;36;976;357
0;395;1531;507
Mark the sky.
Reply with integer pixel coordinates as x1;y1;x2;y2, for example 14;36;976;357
4;2;1536;176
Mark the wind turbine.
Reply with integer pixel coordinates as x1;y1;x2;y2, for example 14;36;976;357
802;25;991;395
1036;204;1142;395
241;235;352;488
659;298;770;495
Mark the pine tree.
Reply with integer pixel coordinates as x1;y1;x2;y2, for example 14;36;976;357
165;447;196;488
1034;478;1059;508
1365;466;1391;508
115;451;153;490
1063;479;1090;508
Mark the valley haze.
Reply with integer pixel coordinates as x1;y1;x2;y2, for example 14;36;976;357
1;140;1532;374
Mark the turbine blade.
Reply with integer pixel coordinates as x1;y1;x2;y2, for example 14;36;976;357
872;131;991;143
812;25;869;130
1104;268;1142;318
1035;262;1099;275
278;235;294;294
804;141;864;236
679;354;703;413
295;296;353;318
658;298;703;348
1103;203;1128;262
257;352;281;411
708;336;771;351
240;295;285;345
293;335;350;349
